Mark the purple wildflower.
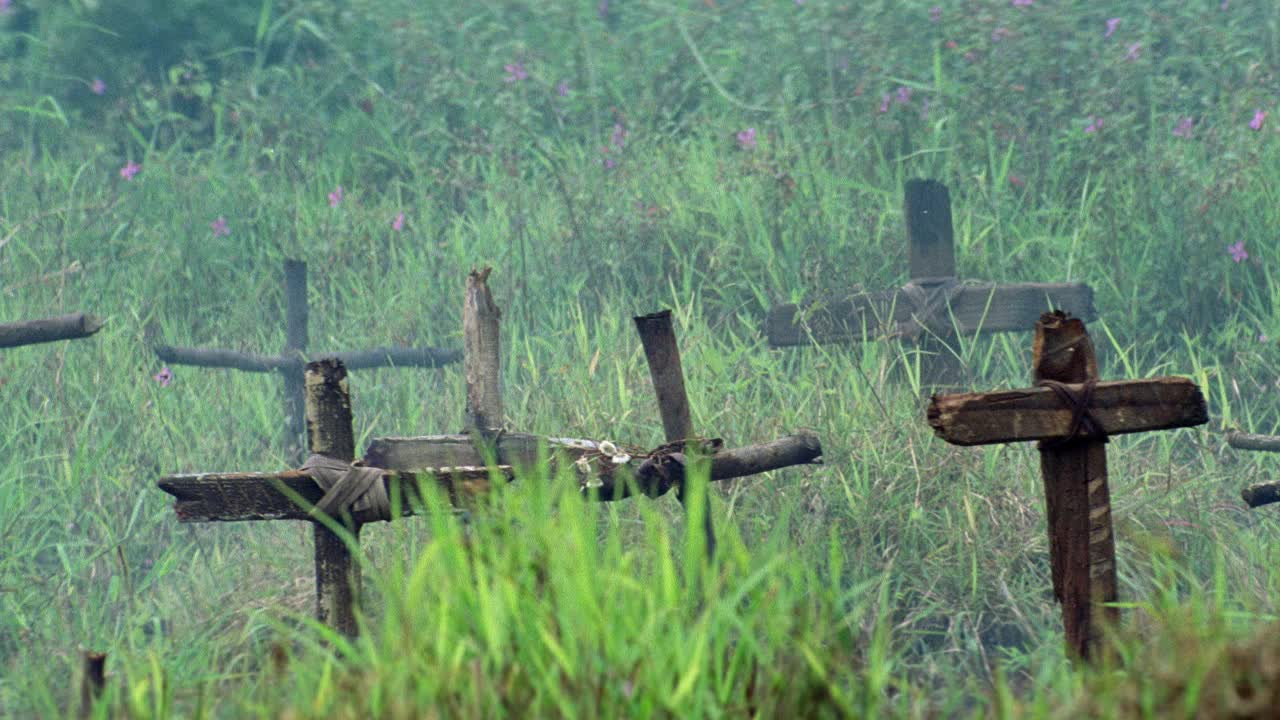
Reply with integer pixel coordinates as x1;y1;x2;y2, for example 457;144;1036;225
503;63;528;83
328;186;344;208
1012;0;1032;6
1084;116;1104;134
1250;109;1267;131
929;6;941;22
392;212;405;231
154;367;174;388
1260;333;1270;343
598;0;608;20
557;81;570;97
91;78;106;95
736;127;757;150
0;0;10;15
610;123;627;149
1104;18;1120;39
119;161;141;180
1125;42;1141;61
601;147;616;170
211;216;229;237
1229;241;1248;263
895;86;912;104
1172;117;1194;138
879;93;891;113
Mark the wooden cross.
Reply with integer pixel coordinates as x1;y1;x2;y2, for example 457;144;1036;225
926;311;1208;660
154;258;461;454
1225;431;1280;507
157;269;823;635
0;312;104;349
768;179;1097;389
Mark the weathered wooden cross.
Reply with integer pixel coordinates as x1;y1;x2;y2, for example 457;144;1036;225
0;312;104;349
768;179;1097;389
157;269;823;636
926;311;1208;661
1225;431;1280;507
154;258;461;454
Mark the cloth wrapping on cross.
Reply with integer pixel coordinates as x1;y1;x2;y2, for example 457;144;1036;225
895;277;969;340
301;454;391;522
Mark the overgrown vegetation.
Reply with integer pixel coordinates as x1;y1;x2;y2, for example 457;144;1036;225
3;1;1280;716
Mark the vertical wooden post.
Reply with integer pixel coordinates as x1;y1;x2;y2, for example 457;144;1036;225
904;179;963;391
283;259;309;454
463;268;504;435
78;651;106;718
1033;313;1117;661
305;358;361;637
634;310;716;558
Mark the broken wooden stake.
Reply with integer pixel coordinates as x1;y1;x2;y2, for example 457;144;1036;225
0;312;104;349
78;650;106;718
1225;430;1280;507
927;311;1208;661
769;179;1096;390
634;310;716;557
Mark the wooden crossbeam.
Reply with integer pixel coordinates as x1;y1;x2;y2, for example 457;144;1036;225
926;311;1208;661
767;179;1097;390
1225;430;1280;507
153;259;460;453
0;312;104;349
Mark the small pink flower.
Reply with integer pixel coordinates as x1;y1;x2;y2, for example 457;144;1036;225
736;127;757;150
1228;241;1248;263
0;0;11;15
503;63;528;83
211;216;229;237
1008;174;1026;188
929;6;941;22
1084;116;1104;134
895;86;912;104
1250;109;1267;131
328;186;344;207
1125;42;1142;61
91;78;106;95
1172;117;1194;138
154;367;174;388
1104;18;1120;39
1012;0;1032;7
878;93;891;113
392;212;405;231
119;161;141;180
1260;333;1270;343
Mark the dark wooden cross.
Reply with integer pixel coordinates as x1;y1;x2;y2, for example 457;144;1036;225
1225;430;1280;507
926;311;1208;661
0;312;103;349
768;179;1097;389
154;258;461;454
157;269;823;636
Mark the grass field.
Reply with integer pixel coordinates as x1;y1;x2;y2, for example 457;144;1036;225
4;1;1280;717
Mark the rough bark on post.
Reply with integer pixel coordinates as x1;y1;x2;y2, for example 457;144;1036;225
926;311;1208;662
1031;312;1116;662
305;359;361;637
0;312;104;349
282;259;309;449
905;179;956;281
634;310;716;557
464;268;503;435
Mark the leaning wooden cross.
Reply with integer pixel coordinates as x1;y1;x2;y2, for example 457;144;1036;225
1225;431;1280;507
0;312;104;349
769;179;1096;388
927;311;1208;660
158;269;823;636
154;258;461;453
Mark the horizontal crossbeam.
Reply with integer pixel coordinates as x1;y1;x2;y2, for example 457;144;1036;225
927;377;1208;445
154;345;461;372
0;312;104;349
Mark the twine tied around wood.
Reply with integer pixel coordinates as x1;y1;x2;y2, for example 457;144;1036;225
1035;379;1107;448
301;454;391;522
896;277;968;340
